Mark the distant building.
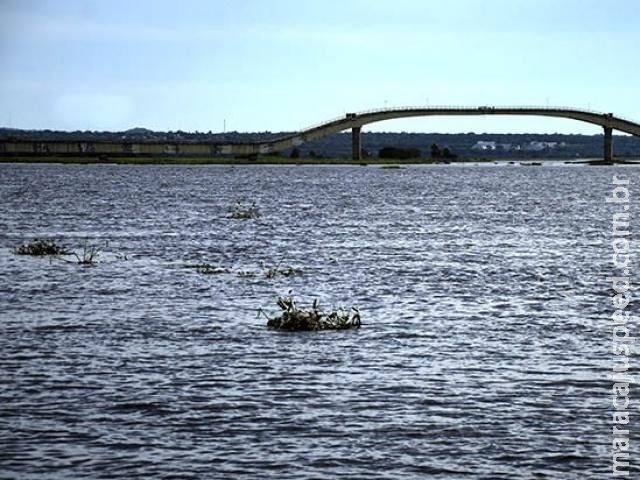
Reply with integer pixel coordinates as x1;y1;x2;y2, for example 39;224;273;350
471;141;496;150
523;141;558;151
497;143;516;151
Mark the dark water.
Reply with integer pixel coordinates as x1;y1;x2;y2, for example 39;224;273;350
0;163;637;479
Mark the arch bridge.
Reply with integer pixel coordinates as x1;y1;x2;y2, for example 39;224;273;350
224;106;640;161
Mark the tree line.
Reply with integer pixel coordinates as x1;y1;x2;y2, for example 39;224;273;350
378;143;457;160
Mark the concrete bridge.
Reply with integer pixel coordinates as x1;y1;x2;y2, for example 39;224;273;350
224;106;640;161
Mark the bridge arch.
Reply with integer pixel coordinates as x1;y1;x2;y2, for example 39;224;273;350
230;106;640;161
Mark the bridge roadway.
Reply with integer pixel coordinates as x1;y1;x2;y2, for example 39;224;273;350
223;106;640;161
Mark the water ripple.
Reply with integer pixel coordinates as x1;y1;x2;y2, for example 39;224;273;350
0;164;636;478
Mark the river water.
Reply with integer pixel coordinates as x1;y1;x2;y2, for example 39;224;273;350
0;163;637;478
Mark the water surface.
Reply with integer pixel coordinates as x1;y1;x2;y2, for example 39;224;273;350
0;163;637;478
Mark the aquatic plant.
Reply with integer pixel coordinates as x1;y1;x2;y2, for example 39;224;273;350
227;201;260;220
265;266;303;279
13;238;70;256
236;269;257;278
14;238;102;266
187;258;302;278
263;258;303;279
261;294;361;331
194;263;231;275
72;242;100;266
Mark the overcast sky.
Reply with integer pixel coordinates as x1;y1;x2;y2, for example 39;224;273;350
1;0;639;134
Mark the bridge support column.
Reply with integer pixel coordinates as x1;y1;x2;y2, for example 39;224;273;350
352;126;362;161
604;126;613;163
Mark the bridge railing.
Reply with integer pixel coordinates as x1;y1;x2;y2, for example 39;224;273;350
294;105;620;133
354;105;612;115
295;115;357;134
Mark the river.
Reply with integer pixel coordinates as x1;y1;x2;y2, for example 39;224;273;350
0;163;637;478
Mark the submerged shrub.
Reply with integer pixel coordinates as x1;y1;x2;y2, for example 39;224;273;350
14;239;69;256
227;201;260;220
263;259;302;279
72;243;99;266
265;265;303;279
262;295;361;331
194;263;230;275
14;238;99;267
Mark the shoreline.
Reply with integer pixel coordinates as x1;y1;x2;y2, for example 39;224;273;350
1;156;639;166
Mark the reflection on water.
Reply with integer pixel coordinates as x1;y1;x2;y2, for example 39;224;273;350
0;163;637;478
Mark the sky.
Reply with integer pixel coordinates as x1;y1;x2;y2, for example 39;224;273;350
1;0;639;134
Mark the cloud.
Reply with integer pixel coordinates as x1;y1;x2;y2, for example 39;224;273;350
1;8;379;47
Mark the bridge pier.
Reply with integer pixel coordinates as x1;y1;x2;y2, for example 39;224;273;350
352;126;362;161
603;126;613;163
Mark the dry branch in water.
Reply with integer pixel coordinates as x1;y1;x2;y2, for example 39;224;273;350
70;241;100;266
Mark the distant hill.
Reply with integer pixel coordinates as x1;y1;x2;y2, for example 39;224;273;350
123;127;155;135
1;128;639;159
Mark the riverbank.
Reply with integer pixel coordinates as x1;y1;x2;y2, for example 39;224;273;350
0;155;471;165
2;155;639;165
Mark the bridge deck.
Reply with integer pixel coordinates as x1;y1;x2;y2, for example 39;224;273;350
227;106;640;156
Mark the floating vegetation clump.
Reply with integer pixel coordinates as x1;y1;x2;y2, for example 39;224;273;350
264;259;303;279
187;258;302;278
14;238;100;266
236;269;257;278
195;263;231;275
228;201;260;220
265;265;303;279
14;239;70;256
261;295;361;331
